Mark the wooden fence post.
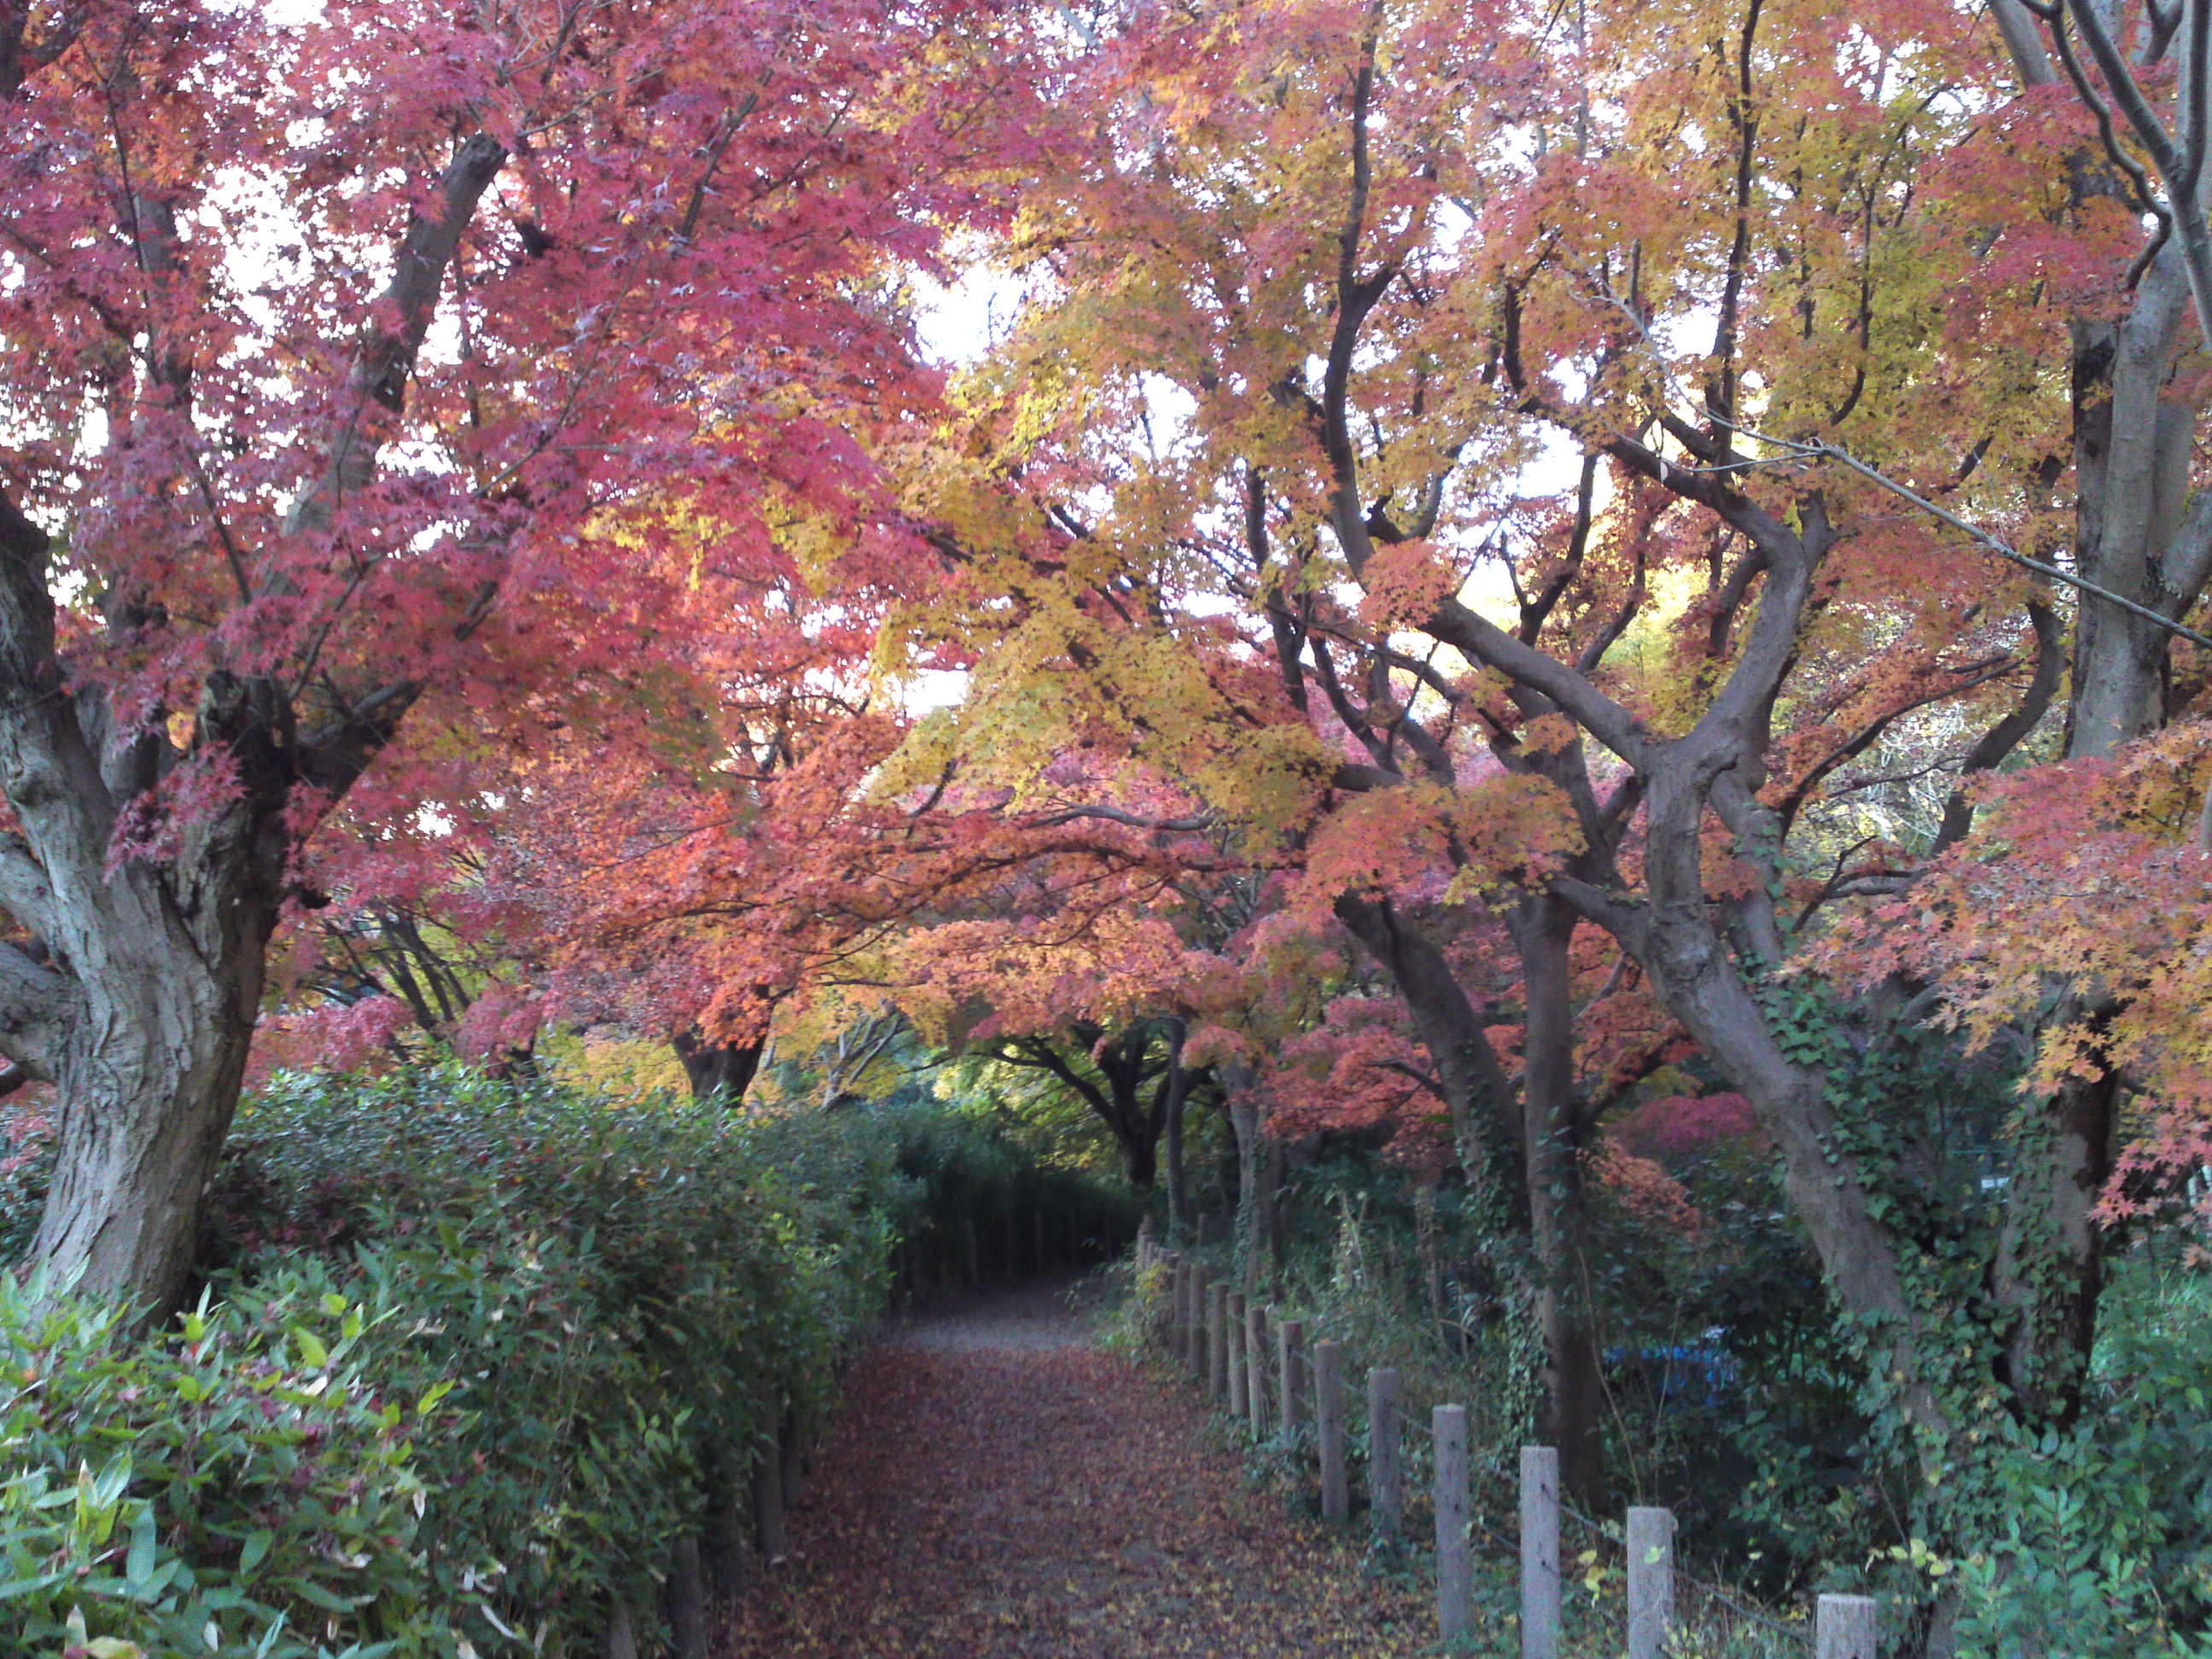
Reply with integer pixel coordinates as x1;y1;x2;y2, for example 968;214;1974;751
1190;1266;1211;1379
665;1537;707;1659
1166;1254;1185;1357
1181;1264;1198;1374
603;1602;638;1659
706;1467;748;1604
1314;1339;1348;1523
778;1410;804;1513
1277;1315;1304;1435
1816;1594;1878;1659
1520;1447;1560;1659
1245;1301;1269;1434
1226;1291;1249;1418
1626;1506;1674;1659
1208;1281;1229;1400
1368;1368;1401;1540
752;1425;786;1560
1433;1404;1471;1645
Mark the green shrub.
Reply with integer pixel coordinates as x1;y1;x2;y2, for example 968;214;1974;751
0;1268;434;1659
197;1066;911;1653
0;1062;1132;1656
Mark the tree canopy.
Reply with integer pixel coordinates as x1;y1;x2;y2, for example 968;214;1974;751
15;0;2212;1644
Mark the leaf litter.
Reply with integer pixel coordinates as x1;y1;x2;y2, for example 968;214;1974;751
719;1284;1438;1658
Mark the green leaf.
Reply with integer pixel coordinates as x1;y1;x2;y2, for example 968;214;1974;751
294;1327;329;1370
125;1504;156;1586
239;1529;274;1575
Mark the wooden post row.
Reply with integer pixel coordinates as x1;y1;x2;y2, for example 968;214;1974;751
1277;1316;1304;1436
1434;1404;1472;1645
1521;1447;1560;1659
1817;1594;1878;1659
1314;1339;1348;1524
1625;1505;1674;1659
1368;1367;1401;1540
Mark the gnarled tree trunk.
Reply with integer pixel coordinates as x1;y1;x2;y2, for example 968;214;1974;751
28;857;281;1308
0;127;504;1316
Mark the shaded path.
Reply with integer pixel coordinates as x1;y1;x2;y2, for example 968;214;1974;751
719;1282;1433;1658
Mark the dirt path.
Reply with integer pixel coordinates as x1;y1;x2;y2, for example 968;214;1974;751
719;1282;1435;1658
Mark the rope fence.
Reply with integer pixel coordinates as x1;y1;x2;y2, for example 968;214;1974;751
1134;1231;1877;1658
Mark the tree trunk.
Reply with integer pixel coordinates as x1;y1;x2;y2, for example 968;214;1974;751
1264;1132;1288;1276
1989;1007;2122;1425
31;882;274;1312
1333;894;1525;1216
0;129;505;1313
674;1028;765;1103
1105;1038;1161;1185
15;698;292;1315
1224;1067;1266;1295
1965;260;2206;1429
1161;1018;1190;1241
1511;893;1604;1508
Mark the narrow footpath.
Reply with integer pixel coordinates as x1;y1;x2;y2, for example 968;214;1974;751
719;1282;1435;1658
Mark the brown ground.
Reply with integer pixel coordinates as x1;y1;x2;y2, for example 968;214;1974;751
716;1281;1439;1658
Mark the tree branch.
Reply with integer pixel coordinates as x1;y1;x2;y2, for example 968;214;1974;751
0;938;69;1079
289;132;509;536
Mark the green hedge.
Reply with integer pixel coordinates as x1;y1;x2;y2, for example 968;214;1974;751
0;1065;1126;1659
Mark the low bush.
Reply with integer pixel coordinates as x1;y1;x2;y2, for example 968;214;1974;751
0;1063;1129;1658
1;1271;434;1659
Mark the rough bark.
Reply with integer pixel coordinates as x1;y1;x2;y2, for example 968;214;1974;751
1161;1019;1191;1240
1331;893;1522;1209
674;1029;765;1104
1511;893;1604;1508
1223;1065;1267;1295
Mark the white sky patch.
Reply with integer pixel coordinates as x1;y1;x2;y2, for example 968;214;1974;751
904;667;970;713
911;264;1022;366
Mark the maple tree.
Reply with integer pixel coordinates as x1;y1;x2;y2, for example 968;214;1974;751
883;0;2212;1589
0;0;1044;1308
876;789;1232;1199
